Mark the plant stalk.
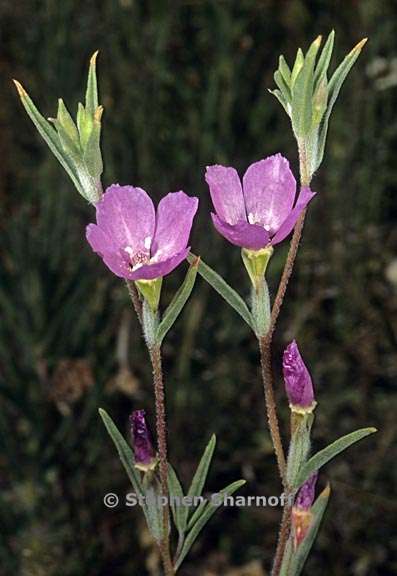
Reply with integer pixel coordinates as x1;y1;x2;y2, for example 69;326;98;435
149;345;174;576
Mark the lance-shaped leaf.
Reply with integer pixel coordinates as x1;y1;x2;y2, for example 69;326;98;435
187;435;216;503
144;485;164;544
288;484;331;576
99;409;164;539
98;408;144;496
294;427;376;490
291;36;322;138
13;81;84;195
313;30;335;88
187;253;255;331
156;258;199;344
174;479;246;571
85;50;99;114
168;464;189;536
315;37;367;170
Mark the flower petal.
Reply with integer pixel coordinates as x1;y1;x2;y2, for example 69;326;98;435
211;213;270;250
128;248;190;281
271;186;316;245
242;154;296;234
205;165;246;225
96;184;156;253
86;223;134;278
151;191;198;261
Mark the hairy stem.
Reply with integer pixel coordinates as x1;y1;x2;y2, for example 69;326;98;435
259;335;286;480
126;280;143;325
271;501;292;576
149;345;174;576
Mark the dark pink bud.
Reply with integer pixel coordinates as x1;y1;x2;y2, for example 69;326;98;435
295;473;318;510
282;340;316;412
130;410;157;471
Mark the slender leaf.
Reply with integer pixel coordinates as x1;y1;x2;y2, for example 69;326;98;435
186;499;208;531
13;81;84;194
268;88;290;115
288;484;331;575
294;427;376;489
279;55;292;86
168;464;188;535
156;258;199;343
274;70;291;102
174;480;246;571
188;253;255;330
187;435;216;503
314;30;335;88
291;36;322;137
85;51;99;114
98;408;143;497
291;48;305;87
316;38;367;170
144;485;164;544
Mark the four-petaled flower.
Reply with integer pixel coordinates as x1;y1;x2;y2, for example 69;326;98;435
283;340;316;413
205;153;315;250
130;410;157;471
86;184;199;280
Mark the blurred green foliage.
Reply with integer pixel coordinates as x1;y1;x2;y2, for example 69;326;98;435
0;1;396;575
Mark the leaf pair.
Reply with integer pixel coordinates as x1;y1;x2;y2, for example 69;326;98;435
168;435;245;571
99;409;245;572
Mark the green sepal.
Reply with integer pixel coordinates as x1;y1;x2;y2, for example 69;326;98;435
241;246;273;289
286;413;314;489
136;278;163;314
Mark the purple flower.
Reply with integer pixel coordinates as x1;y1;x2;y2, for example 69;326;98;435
283;340;316;412
130;410;157;471
205;154;315;250
295;473;318;510
86;184;199;280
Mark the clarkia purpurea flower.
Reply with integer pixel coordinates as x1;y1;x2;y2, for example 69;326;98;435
283;340;316;413
130;410;157;471
86;184;199;280
292;473;318;549
205;154;315;250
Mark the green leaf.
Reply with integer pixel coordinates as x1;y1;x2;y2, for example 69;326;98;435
13;81;84;196
279;55;292;86
85;51;99;114
168;464;188;535
274;70;291;102
186;499;208;531
83;109;103;178
294;427;376;489
174;479;246;571
287;484;331;576
156;258;199;343
291;36;322;137
268;88;290;115
144;485;164;544
57;98;80;145
98;408;143;497
188;254;255;331
187;435;216;503
291;48;304;87
314;30;335;89
315;38;367;170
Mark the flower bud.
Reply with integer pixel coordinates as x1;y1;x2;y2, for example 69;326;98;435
292;473;318;549
129;410;157;472
283;340;316;413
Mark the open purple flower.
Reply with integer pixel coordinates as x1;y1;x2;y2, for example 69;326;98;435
86;184;199;280
283;340;316;413
205;154;315;250
130;410;157;471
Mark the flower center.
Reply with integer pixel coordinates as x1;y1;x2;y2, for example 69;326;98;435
124;246;150;271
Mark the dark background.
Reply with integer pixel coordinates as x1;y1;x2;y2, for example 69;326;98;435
0;1;396;575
